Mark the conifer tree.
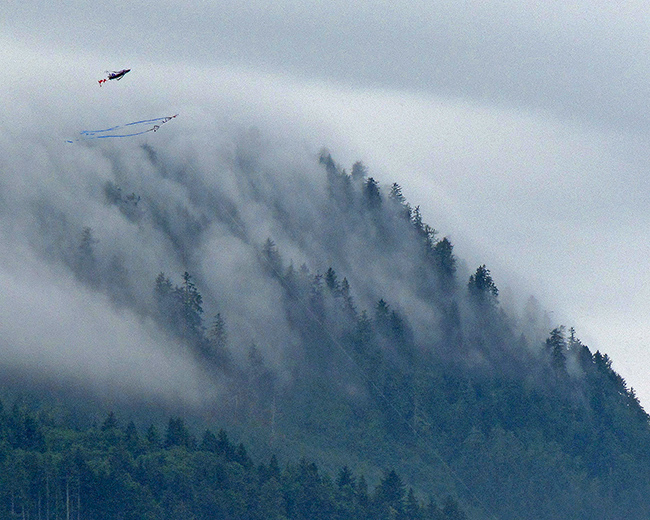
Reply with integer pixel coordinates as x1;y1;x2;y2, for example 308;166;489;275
389;183;412;221
467;265;499;306
374;470;405;519
207;313;231;368
145;424;161;449
405;488;422;520
75;226;99;285
546;326;567;372
200;429;218;452
433;237;456;285
351;160;368;183
262;238;283;276
165;417;194;449
340;277;356;317
364;177;382;210
178;271;204;341
325;267;340;294
389;182;405;204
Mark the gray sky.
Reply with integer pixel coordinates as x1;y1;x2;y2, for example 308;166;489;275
3;1;650;404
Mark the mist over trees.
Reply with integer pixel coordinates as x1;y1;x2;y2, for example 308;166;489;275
1;135;650;519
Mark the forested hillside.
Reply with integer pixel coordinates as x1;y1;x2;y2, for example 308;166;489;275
2;139;650;519
0;403;468;519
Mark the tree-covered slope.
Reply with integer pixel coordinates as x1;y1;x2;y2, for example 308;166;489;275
2;137;649;519
0;402;469;519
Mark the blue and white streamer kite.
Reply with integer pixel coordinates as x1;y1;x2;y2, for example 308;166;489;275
67;115;178;143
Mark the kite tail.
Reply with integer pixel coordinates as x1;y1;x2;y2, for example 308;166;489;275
68;114;179;142
98;79;107;86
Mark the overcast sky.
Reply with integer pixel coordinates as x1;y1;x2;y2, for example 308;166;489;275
3;1;650;404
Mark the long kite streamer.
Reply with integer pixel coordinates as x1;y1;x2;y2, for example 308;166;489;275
67;115;178;143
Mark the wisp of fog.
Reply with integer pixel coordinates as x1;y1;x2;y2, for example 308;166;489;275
0;40;556;412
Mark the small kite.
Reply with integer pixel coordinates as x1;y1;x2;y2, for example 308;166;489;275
98;68;131;86
66;115;178;143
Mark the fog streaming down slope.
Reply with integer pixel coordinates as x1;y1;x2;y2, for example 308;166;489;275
0;100;558;409
0;120;318;402
0;45;562;409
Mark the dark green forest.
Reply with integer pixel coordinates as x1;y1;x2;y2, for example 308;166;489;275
5;147;650;519
0;403;468;519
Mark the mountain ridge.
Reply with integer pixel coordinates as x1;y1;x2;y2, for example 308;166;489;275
1;136;649;519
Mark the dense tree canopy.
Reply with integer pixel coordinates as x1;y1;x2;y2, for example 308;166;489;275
5;150;650;519
0;403;467;520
